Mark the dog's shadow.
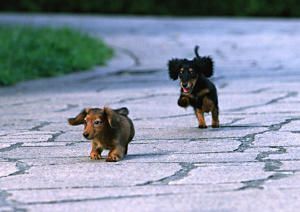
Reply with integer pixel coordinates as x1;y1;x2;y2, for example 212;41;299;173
85;152;168;163
217;125;259;130
123;152;168;161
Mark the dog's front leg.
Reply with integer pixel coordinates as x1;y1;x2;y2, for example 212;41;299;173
106;145;125;162
195;108;207;128
90;141;103;160
178;94;191;108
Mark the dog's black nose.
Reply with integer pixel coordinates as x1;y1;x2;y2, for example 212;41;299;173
83;132;89;138
182;83;188;88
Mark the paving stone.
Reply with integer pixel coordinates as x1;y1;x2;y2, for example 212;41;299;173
268;147;300;160
7;184;241;205
130;139;240;153
254;132;300;147
1;131;54;143
0;162;18;178
0;163;181;190
23;188;300;212
172;162;273;185
280;120;300;132
265;172;300;189
136;127;267;140
280;161;300;170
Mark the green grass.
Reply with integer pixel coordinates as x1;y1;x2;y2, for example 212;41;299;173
0;26;113;86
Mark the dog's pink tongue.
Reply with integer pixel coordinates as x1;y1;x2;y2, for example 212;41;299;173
183;88;189;93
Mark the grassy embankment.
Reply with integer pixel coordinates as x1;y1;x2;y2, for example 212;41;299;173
0;26;113;85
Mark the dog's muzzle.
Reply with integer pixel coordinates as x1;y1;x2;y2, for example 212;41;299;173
181;82;193;93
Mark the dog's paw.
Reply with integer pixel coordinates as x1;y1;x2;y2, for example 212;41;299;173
212;120;220;128
178;97;189;107
212;123;220;128
106;155;121;162
90;151;101;160
198;125;207;129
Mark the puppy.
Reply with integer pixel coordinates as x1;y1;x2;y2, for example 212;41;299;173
168;46;219;128
68;107;135;162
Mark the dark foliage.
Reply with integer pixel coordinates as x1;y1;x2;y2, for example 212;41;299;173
1;0;300;17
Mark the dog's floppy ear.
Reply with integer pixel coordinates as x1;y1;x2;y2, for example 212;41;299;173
193;56;214;77
68;108;90;125
114;107;129;116
168;59;182;80
104;107;120;128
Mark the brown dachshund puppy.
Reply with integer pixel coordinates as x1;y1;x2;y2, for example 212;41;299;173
68;107;135;162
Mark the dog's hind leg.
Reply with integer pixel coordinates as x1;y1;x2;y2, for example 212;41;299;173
212;107;219;128
195;108;207;128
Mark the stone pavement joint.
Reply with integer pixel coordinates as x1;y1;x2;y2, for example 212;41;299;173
136;162;197;186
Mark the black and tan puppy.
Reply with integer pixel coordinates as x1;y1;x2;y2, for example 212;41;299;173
68;107;135;162
168;46;219;128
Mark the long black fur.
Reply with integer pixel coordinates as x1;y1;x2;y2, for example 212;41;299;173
168;46;214;80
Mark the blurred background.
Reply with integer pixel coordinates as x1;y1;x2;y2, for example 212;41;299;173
1;0;300;17
1;0;299;85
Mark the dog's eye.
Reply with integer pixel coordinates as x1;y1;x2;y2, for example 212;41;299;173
94;120;103;125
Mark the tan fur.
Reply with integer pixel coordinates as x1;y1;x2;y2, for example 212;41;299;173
202;96;219;128
195;109;207;128
197;88;210;97
68;107;135;162
181;89;219;128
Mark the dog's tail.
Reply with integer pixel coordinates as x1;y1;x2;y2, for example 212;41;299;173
114;107;129;116
194;45;200;58
194;45;214;77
